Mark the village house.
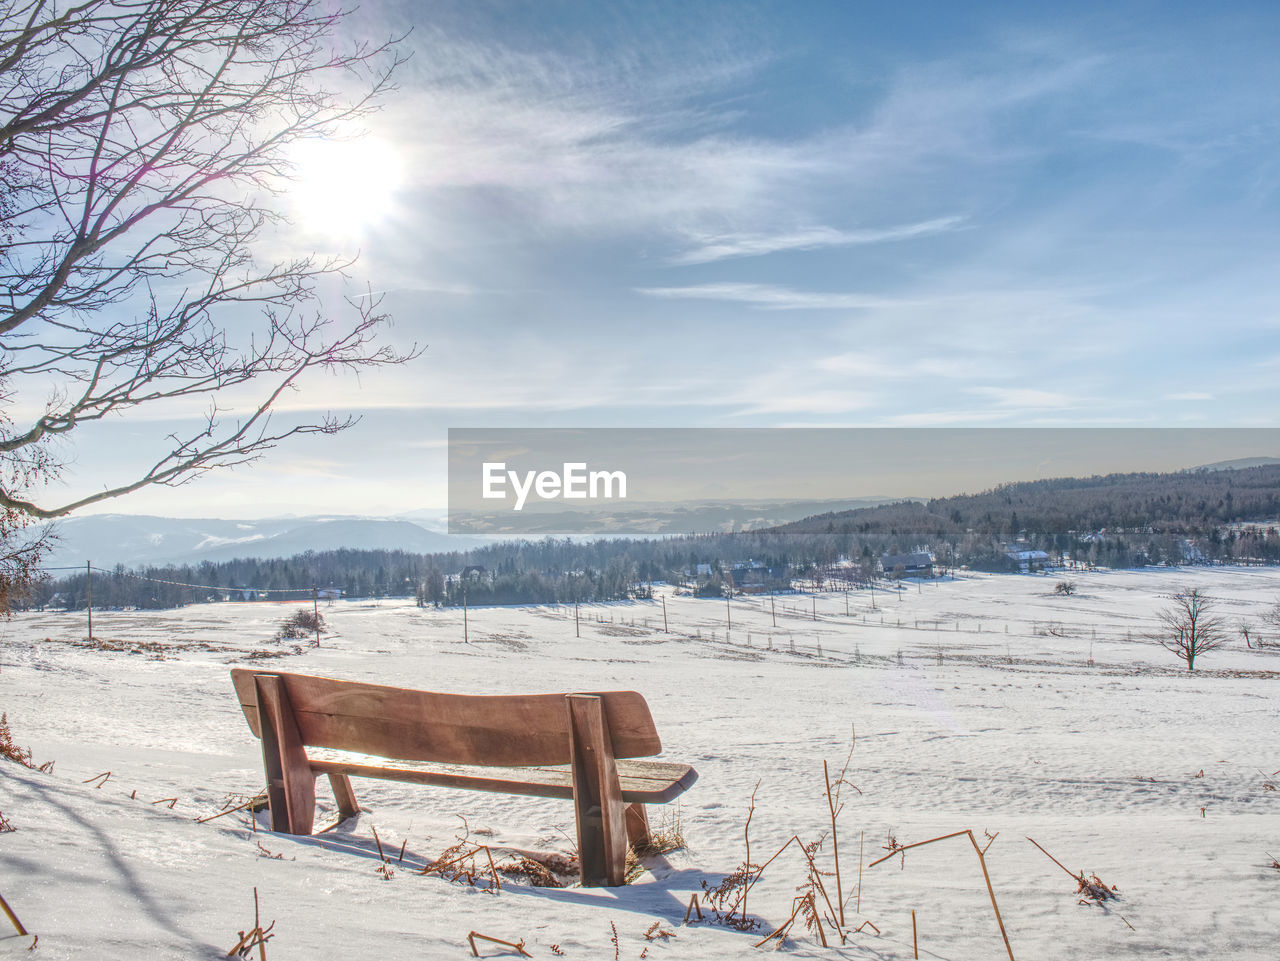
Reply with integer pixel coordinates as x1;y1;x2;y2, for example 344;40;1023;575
879;550;935;578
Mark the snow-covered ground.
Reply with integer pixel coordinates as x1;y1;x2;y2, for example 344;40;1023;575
2;566;1278;959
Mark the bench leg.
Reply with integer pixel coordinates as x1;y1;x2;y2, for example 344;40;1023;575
566;694;628;887
625;803;651;849
254;674;316;836
328;773;360;821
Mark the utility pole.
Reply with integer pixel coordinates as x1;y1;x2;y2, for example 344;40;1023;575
85;561;92;640
662;594;668;633
812;594;816;621
312;586;321;646
771;594;777;627
463;590;469;643
726;595;732;635
575;599;580;638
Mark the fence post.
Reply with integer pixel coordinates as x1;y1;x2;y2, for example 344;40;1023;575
86;560;93;640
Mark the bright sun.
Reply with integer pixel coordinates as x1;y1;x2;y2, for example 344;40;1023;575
287;137;404;238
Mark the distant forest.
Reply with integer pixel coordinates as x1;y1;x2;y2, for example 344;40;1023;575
24;464;1280;610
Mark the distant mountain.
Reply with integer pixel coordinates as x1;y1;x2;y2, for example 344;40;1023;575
448;496;905;536
771;462;1280;537
43;514;476;569
1190;456;1280;472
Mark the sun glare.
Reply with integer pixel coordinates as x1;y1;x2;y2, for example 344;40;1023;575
287;137;405;238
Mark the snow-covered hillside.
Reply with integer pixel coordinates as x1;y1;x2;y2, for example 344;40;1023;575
42;514;471;569
2;567;1278;959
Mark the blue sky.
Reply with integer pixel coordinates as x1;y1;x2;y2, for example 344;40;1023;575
63;1;1280;516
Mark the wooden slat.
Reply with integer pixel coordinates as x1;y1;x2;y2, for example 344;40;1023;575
255;674;316;836
306;758;698;805
231;669;661;765
567;694;628;886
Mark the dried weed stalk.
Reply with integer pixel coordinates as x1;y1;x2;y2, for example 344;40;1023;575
467;931;531;958
823;725;861;928
1;890;28;936
700;782;762;930
0;811;13;833
255;841;288;861
1026;837;1119;905
869;829;1015;961
683;894;704;924
226;888;274;959
882;830;905;868
418;818;502;893
198;792;269;824
741;834;847;946
642;921;676;941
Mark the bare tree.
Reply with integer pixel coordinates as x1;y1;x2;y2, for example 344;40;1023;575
1153;587;1227;670
1;400;54;609
0;0;415;554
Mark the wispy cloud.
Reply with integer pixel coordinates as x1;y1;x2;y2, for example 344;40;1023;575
967;386;1075;409
670;216;966;265
356;26;1109;264
635;283;921;310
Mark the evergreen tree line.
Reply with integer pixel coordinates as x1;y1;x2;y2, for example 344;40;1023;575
775;463;1280;541
21;465;1280;610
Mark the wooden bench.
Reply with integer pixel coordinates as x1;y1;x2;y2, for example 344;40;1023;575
229;669;698;886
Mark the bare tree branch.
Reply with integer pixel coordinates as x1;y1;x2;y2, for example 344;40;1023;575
0;0;418;539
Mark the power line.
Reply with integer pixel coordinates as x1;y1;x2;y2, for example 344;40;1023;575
35;564;332;596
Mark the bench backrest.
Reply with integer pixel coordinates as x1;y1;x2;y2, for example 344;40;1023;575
230;669;662;767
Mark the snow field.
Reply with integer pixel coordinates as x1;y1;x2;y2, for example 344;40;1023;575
1;566;1278;958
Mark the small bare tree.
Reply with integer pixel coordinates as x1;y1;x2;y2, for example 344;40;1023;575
1153;587;1227;670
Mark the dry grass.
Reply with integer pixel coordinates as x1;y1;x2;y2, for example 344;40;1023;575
632;806;687;856
243;645;304;660
626;806;688;882
0;713;32;768
0;713;51;772
416;819;503;893
496;856;563;888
